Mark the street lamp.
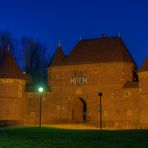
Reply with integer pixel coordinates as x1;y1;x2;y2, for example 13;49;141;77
98;92;103;130
38;86;44;127
38;87;44;93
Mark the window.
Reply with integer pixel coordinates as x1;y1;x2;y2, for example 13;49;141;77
124;92;130;97
18;85;22;98
127;110;132;117
56;105;60;110
31;112;35;118
139;88;142;95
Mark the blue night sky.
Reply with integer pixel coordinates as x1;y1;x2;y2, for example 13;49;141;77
0;0;148;68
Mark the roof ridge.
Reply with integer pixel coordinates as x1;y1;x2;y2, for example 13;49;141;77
79;36;120;42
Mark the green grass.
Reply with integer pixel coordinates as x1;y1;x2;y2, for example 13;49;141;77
0;127;147;148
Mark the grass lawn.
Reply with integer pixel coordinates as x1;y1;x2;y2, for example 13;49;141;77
0;127;147;148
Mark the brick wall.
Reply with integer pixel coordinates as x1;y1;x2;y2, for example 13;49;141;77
0;78;26;126
44;62;145;129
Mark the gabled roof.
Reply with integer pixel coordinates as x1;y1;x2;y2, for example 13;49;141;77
0;51;24;79
50;46;65;66
62;37;135;65
49;36;136;67
139;56;148;72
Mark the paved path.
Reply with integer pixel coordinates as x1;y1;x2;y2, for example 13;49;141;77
45;124;99;130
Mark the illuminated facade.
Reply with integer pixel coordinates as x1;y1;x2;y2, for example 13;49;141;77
47;36;148;129
0;36;148;129
0;51;25;126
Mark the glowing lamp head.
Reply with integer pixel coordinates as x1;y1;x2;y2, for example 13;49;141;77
38;87;44;93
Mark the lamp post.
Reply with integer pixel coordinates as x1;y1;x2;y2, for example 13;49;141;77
38;87;44;127
98;92;103;130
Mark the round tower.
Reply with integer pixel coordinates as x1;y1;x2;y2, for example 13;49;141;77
138;56;148;128
139;56;148;94
0;50;26;126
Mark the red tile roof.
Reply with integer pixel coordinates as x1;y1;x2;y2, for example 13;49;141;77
50;36;136;66
63;37;135;65
50;46;65;66
0;51;25;79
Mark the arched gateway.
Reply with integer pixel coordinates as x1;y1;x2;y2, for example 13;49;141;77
72;97;87;122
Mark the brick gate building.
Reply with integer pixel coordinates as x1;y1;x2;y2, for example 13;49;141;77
0;36;148;129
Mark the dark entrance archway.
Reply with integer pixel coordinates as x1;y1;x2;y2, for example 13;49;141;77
72;97;87;122
79;97;87;122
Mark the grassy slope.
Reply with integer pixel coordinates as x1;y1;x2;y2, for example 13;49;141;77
0;127;147;148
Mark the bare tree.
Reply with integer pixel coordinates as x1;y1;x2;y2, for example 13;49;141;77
0;30;16;55
0;30;21;68
0;30;49;88
21;37;48;85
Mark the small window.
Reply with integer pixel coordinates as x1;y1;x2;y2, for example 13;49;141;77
127;110;132;117
31;112;35;117
139;88;142;95
70;77;74;84
124;92;130;97
56;74;60;79
18;85;22;98
56;105;60;110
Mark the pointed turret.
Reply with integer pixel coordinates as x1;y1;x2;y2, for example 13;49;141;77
139;56;148;72
0;51;24;79
50;42;65;66
0;50;25;125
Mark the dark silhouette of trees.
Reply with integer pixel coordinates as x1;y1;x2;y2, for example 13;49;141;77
0;30;49;89
0;30;16;58
21;37;48;85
